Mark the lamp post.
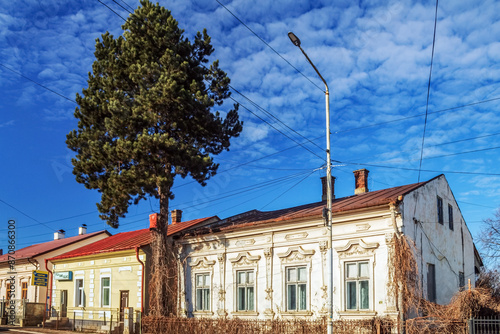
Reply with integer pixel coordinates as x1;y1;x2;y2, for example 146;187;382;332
288;31;333;334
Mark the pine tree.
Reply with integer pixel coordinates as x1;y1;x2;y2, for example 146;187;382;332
66;0;242;316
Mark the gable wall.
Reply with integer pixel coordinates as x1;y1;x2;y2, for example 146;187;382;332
401;175;476;305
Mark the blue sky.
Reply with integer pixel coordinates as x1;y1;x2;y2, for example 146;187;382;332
1;0;499;259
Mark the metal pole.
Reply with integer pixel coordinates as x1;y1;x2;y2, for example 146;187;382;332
290;32;333;334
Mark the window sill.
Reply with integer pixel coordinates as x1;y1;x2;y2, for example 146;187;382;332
281;311;313;317
231;311;259;317
339;311;377;317
193;311;214;317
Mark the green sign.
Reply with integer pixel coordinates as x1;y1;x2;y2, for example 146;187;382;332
54;271;73;280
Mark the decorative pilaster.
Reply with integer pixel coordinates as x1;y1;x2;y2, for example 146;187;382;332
263;247;274;317
319;240;328;300
217;253;227;317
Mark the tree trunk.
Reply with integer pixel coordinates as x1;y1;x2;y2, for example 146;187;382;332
148;184;177;316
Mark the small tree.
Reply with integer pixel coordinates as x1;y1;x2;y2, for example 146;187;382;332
476;268;500;302
479;209;500;266
66;0;242;316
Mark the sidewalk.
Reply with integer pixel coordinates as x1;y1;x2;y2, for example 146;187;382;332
0;326;79;334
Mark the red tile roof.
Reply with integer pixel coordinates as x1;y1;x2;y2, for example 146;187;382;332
188;178;438;234
0;231;111;264
48;216;218;261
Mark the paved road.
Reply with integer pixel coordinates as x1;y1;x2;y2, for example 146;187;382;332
0;327;76;334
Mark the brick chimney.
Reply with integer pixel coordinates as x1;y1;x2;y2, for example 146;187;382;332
78;224;87;235
321;175;336;201
171;209;182;224
149;213;158;230
353;169;369;194
54;229;66;240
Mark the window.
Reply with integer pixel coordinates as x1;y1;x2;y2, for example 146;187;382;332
6;283;11;300
427;264;436;303
236;270;255;311
437;196;443;224
448;204;454;230
195;273;210;311
21;282;28;300
286;266;307;311
459;272;465;290
76;279;85;307
345;261;370;310
101;277;111;307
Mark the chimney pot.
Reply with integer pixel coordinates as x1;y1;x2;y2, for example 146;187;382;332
149;213;158;230
54;229;66;240
354;169;369;194
321;175;336;201
171;209;182;224
78;224;87;235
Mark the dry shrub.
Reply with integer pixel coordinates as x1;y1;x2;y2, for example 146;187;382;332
422;287;500;320
405;316;466;334
387;234;421;316
476;268;500;301
149;232;178;317
141;317;394;334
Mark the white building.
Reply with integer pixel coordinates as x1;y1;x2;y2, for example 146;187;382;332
175;171;481;320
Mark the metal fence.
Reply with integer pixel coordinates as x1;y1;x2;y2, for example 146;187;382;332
45;309;142;334
142;317;394;334
468;317;500;334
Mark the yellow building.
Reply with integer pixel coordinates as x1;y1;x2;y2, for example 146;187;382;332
0;227;110;304
48;228;151;325
47;213;218;329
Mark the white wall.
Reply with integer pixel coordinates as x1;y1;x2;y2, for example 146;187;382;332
401;175;476;305
179;175;477;319
180;206;400;320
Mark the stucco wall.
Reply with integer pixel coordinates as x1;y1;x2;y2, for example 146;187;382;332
0;232;109;304
179;206;399;320
401;175;476;305
50;248;148;319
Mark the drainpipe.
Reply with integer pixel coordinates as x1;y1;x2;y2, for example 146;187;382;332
135;247;145;313
28;258;39;302
44;259;53;327
390;201;404;333
390;201;401;239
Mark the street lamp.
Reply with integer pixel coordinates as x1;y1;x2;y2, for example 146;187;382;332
288;31;333;334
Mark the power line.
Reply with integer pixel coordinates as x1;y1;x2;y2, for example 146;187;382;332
260;169;316;210
117;0;134;11
0;198;56;232
98;0;326;162
418;0;439;182
0;63;77;104
338;160;500;176
173;169;320;212
423;145;500;160
332;96;500;136
214;0;324;93
230;85;324;152
345;131;500;165
231;97;324;160
98;0;128;21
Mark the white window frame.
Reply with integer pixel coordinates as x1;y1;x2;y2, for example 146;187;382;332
100;274;111;307
235;269;255;312
285;265;308;312
344;261;371;311
277;247;315;315
75;277;85;307
194;272;211;312
189;257;216;316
